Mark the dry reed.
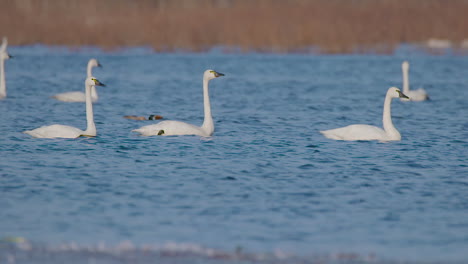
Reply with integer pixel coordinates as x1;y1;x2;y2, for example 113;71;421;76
1;0;467;53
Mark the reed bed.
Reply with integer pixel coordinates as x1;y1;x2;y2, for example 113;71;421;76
1;0;468;53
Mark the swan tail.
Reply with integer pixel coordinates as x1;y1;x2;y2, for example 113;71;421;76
320;129;345;140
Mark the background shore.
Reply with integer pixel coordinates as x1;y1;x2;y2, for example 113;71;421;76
1;0;468;53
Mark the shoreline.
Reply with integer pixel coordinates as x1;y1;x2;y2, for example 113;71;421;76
2;0;468;54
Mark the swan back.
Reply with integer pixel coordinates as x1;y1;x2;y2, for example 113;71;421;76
24;124;84;139
321;124;388;141
133;121;208;137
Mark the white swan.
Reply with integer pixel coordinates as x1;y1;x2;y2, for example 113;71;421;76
133;69;224;136
320;87;409;141
24;77;106;138
52;59;102;102
401;61;429;101
0;37;12;99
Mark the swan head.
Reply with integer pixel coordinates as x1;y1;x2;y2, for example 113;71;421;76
402;61;409;70
388;87;409;99
88;58;102;68
0;50;11;60
204;69;225;81
86;77;106;87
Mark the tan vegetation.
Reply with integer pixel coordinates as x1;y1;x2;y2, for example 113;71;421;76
1;0;468;53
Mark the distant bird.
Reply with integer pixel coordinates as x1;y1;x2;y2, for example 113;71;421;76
0;37;13;99
133;70;224;136
24;77;106;138
426;39;452;49
320;87;409;141
52;58;102;102
401;61;429;102
124;115;163;120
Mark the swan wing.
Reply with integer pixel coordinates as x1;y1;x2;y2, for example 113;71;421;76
24;124;84;138
133;120;206;136
321;124;387;141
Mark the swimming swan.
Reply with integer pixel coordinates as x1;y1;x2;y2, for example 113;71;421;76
132;69;224;136
320;87;409;141
401;61;429;101
0;37;12;99
24;77;106;138
52;59;102;102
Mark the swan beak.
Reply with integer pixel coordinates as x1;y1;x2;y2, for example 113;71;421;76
398;90;409;99
7;53;13;59
95;80;106;87
214;71;225;78
97;62;102;68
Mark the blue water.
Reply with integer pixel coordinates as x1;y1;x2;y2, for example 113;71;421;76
1;46;468;263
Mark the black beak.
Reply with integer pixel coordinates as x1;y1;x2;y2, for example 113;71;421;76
96;81;106;87
398;90;409;99
97;63;102;68
214;71;225;77
8;54;13;58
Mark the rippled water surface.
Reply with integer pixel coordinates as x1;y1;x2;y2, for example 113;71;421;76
1;46;468;263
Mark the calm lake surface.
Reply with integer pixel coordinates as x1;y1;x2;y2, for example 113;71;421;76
1;46;467;263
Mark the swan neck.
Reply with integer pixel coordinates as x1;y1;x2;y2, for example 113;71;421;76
83;83;96;136
87;62;93;77
382;94;400;139
0;58;5;97
403;65;409;93
201;78;214;136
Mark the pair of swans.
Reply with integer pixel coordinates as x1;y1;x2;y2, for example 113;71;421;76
0;37;12;99
24;69;224;138
321;61;428;141
52;59;102;102
24;77;106;138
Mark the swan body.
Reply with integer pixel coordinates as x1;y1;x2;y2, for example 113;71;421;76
24;77;105;138
134;120;207;136
320;87;409;141
52;59;102;102
24;124;89;139
0;37;12;99
133;70;224;137
401;61;429;102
